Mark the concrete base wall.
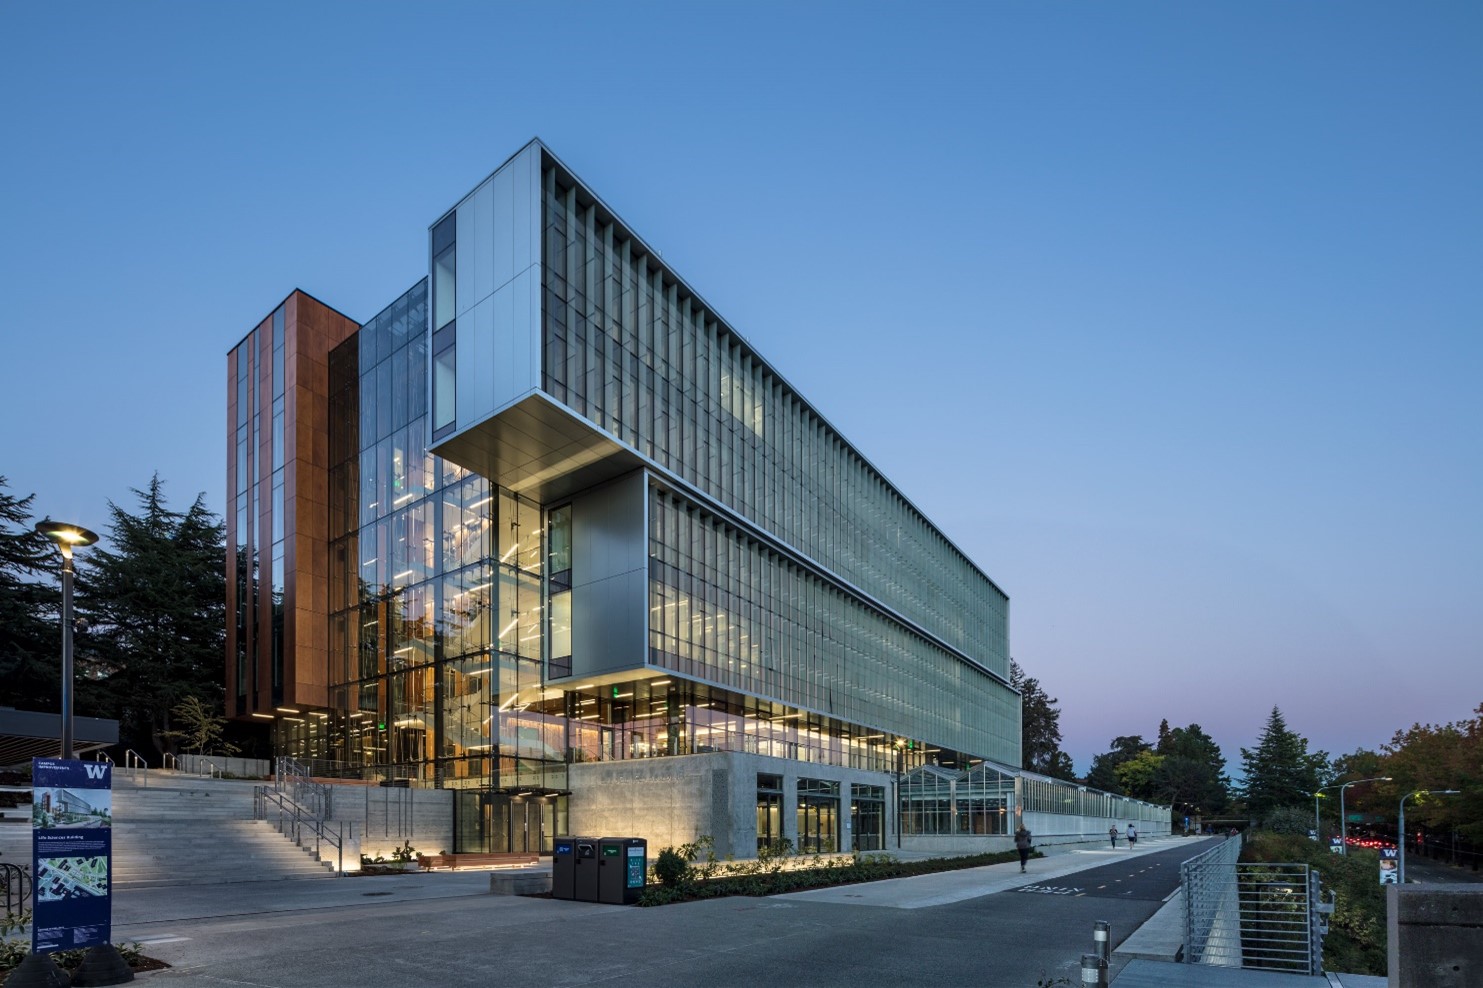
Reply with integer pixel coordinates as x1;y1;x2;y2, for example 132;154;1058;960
569;751;899;860
903;835;1015;855
1022;812;1172;846
567;754;1174;861
1388;884;1483;987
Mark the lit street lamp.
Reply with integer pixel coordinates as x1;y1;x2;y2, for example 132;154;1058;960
1398;789;1460;884
35;519;99;759
1338;776;1392;856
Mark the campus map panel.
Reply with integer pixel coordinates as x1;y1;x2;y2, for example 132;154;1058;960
32;758;113;952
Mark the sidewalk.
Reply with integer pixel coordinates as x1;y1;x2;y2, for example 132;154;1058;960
104;834;1387;988
783;833;1193;909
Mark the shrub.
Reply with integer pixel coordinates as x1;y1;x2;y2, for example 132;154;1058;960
638;846;1025;905
1242;831;1387;975
1262;806;1315;836
653;847;689;887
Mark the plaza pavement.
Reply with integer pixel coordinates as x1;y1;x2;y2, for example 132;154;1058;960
106;834;1385;987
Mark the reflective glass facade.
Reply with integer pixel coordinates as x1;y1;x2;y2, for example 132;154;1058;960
540;169;1008;674
229;141;1046;855
284;279;567;799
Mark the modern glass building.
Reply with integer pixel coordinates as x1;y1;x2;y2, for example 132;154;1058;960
227;140;1159;857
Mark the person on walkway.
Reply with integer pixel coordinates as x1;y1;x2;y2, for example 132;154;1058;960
1015;826;1033;873
1126;824;1137;849
1109;825;1118;848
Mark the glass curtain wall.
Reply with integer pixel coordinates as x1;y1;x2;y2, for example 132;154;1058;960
648;489;1019;765
274;279;568;807
229;334;253;715
540;166;1009;677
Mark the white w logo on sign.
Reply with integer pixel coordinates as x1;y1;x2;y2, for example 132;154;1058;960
84;764;107;780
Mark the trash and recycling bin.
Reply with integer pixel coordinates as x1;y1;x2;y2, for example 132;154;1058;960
598;837;647;905
551;837;582;900
553;835;646;903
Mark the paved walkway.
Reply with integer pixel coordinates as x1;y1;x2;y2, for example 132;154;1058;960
785;834;1189;909
102;834;1387;987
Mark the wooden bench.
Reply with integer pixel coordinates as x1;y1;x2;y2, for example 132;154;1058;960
417;852;540;871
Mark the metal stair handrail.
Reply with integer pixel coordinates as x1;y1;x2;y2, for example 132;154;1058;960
275;756;332;821
254;785;353;875
123;749;148;783
198;758;223;779
162;752;179;770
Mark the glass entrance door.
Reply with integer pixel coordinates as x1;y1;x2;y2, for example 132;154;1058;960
454;791;567;855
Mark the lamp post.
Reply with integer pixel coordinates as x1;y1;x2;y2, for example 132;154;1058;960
1338;776;1392;856
895;739;905;850
35;520;99;759
1398;789;1460;884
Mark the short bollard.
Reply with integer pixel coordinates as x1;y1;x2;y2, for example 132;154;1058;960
1080;953;1108;987
1093;920;1111;963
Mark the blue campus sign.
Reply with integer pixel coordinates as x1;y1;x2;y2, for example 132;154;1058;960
1379;847;1399;885
31;758;113;953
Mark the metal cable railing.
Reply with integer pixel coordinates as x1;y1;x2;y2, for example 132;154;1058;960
1182;834;1326;975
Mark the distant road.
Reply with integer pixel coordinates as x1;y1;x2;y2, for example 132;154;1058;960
1405;855;1483;885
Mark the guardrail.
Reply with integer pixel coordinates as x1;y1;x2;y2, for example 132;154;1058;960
254;785;353;874
275;756;332;821
1;862;31;923
1182;833;1326;975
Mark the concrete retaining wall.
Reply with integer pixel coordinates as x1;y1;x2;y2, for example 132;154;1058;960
1388;884;1483;987
326;784;455;860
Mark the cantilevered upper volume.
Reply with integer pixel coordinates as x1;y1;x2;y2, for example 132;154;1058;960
426;139;1015;765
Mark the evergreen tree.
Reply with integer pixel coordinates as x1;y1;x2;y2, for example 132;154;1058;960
77;476;226;752
1240;706;1328;816
0;476;62;711
1010;660;1076;780
1156;722;1231;814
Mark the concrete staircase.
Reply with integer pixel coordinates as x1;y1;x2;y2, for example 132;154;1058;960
0;772;340;888
108;773;336;888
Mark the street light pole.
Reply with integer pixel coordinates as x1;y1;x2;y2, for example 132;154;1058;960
1398;789;1460;884
35;520;99;760
1338;776;1392;856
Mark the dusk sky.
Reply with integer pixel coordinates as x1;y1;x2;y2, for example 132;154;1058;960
2;2;1478;776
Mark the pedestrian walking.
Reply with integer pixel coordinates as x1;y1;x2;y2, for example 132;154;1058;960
1126;824;1137;849
1109;825;1118;848
1015;825;1033;873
